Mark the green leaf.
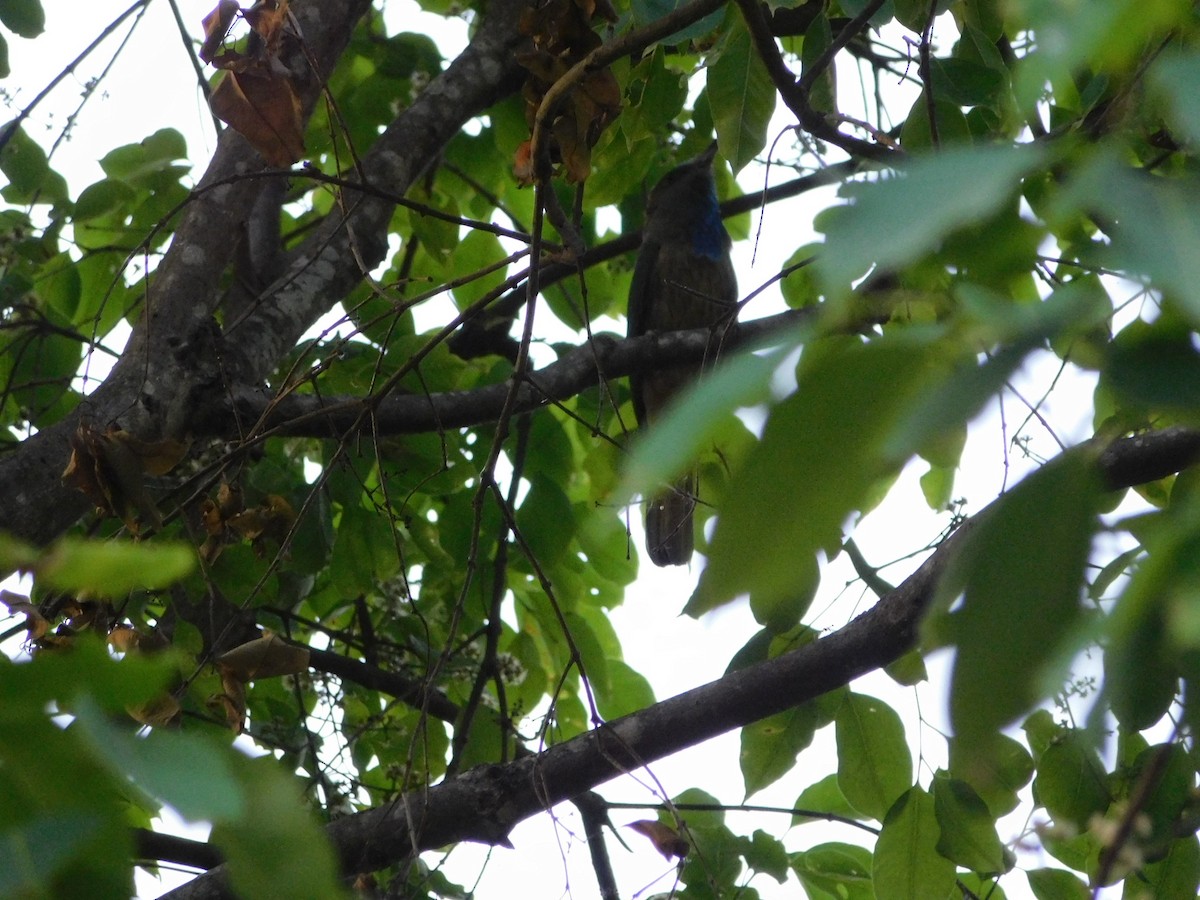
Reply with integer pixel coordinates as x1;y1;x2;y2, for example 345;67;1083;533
839;0;897;26
1130;744;1193;846
893;0;953;31
450;229;507;309
695;333;937;613
72;698;244;822
779;245;821;308
1012;0;1179;110
630;0;724;41
621;333;794;505
919;463;955;510
1026;867;1089;900
744;829;789;883
800;14;836;117
33;537;196;596
740;704;820;797
330;501;400;595
0;813;107;897
0;121;67;203
931;775;1006;873
746;551;819;631
948;733;1033;818
99;128;188;181
36;252;82;321
211;758;348;900
817;144;1044;293
835;692;912;820
622;49;688;146
900;93;974;149
1105;318;1200;413
791;842;874;900
1104;596;1177;731
515;475;576;567
939;452;1101;751
883;649;927;686
1063;156;1200;324
793;774;861;825
598;658;654;719
873;787;956;900
1153;53;1200;146
1138;834;1200;898
0;0;44;38
453;706;507;771
563;609;610;700
73;178;136;222
928;55;1006;107
708;14;776;173
1033;732;1110;829
0;32;9;78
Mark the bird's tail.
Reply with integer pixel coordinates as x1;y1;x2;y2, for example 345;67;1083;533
645;474;695;567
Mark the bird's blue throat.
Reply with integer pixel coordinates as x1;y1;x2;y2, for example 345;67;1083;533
690;189;726;260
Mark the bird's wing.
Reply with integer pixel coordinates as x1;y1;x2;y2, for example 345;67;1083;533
627;236;661;427
627;236;660;340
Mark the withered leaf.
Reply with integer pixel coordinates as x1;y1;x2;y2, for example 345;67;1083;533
200;0;241;63
210;68;305;166
61;424;180;533
128;693;183;728
1;590;49;641
107;624;142;652
628;820;689;860
217;632;309;680
211;673;247;733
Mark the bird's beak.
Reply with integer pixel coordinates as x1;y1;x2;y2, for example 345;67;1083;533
700;140;720;167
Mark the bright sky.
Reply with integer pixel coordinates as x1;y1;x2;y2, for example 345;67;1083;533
1;3;1140;898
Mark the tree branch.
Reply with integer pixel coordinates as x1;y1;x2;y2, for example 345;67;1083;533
224;308;818;439
159;425;1200;899
0;0;526;548
733;0;895;162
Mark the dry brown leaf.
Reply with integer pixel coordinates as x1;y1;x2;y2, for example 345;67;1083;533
128;693;183;728
217;633;309;680
202;1;304;166
1;590;49;641
107;625;142;652
210;69;305;166
628;820;689;860
61;424;168;533
199;481;246;561
228;493;295;555
118;433;191;476
243;0;291;52
200;0;241;63
211;672;247;733
515;0;621;184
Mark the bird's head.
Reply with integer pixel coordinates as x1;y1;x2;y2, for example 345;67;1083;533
643;141;728;257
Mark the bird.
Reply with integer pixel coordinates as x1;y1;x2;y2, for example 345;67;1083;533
627;141;738;567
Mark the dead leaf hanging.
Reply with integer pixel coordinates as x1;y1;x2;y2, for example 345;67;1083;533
628;820;689;860
514;0;621;184
61;424;185;533
200;0;306;166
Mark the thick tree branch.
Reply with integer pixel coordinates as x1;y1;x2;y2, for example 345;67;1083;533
0;1;525;547
224;308;817;439
159;426;1200;900
0;0;370;543
221;0;528;383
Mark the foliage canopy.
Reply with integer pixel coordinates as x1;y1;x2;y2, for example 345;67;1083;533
4;0;1200;898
